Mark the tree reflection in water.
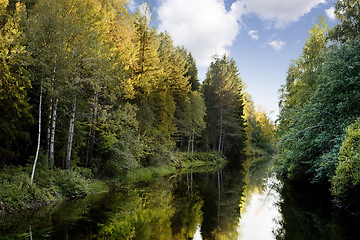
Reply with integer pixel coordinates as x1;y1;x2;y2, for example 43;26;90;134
1;156;360;239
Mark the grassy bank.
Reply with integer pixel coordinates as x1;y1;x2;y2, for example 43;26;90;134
0;165;109;214
121;152;226;183
0;152;225;214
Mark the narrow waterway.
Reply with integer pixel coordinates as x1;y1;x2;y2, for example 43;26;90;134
1;156;359;239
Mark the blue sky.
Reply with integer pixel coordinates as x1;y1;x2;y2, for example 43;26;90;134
129;0;338;120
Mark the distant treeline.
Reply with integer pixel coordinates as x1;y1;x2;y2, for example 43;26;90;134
276;0;360;211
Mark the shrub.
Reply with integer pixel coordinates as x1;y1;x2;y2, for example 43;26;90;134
52;169;90;199
331;119;360;209
0;165;54;213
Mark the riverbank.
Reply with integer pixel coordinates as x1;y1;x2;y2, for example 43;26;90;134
119;152;226;183
0;152;226;215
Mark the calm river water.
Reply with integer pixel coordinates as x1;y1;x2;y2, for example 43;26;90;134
1;156;360;239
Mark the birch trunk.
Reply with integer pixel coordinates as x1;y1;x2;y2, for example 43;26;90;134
49;97;58;169
47;66;56;157
46;99;52;157
86;91;98;166
191;132;194;155
217;103;223;155
187;134;191;153
31;85;42;185
66;97;76;169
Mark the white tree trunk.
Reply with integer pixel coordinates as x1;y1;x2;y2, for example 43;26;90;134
191;132;194;155
187;134;191;153
47;66;56;157
31;85;42;185
49;97;58;169
46;98;52;157
86;91;98;167
217;103;223;155
66;97;76;170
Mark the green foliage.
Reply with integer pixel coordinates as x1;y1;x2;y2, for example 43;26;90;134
98;103;143;174
331;119;360;206
0;165;55;213
276;1;360;209
51;169;90;199
243;92;275;156
179;49;200;91
203;55;246;158
328;0;360;43
0;1;32;163
122;165;175;183
98;181;174;240
178;91;207;152
276;18;332;182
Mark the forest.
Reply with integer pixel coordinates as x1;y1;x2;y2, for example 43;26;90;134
276;0;360;212
0;0;274;213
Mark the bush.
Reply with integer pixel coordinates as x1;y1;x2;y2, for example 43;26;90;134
52;169;90;199
0;158;106;213
0;166;54;213
331;119;360;209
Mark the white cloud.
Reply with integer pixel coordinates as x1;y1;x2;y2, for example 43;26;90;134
127;0;138;12
157;0;327;67
157;0;244;67
248;30;259;40
240;0;327;28
325;6;336;20
267;40;286;51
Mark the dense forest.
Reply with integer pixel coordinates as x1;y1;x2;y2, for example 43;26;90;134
0;0;274;212
276;0;360;211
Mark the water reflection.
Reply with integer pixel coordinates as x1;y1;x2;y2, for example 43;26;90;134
238;174;281;240
238;157;281;240
1;156;360;239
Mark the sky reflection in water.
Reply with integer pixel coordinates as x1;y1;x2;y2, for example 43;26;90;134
238;174;281;240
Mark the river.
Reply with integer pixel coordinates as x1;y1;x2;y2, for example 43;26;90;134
1;156;359;239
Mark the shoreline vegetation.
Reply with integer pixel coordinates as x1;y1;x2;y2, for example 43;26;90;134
0;151;228;215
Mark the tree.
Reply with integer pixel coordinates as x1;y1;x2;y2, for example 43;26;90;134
26;0;124;169
178;48;200;91
243;92;274;156
27;0;76;168
83;0;138;167
255;106;275;151
328;0;360;43
0;0;32;164
186;53;200;91
276;18;330;181
203;55;246;157
180;91;206;154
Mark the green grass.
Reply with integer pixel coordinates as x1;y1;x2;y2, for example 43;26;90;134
0;165;56;213
0;151;226;214
119;151;227;183
0;165;109;214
